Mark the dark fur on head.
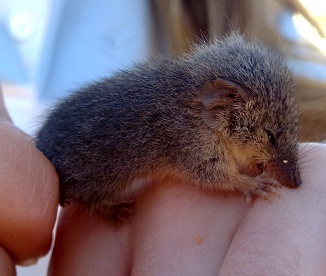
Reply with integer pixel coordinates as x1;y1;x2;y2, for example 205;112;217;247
36;32;301;220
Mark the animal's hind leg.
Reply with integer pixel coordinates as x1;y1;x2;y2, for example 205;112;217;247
90;200;135;225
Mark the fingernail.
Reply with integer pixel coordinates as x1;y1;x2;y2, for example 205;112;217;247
17;258;39;266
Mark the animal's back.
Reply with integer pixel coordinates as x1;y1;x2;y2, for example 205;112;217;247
36;57;197;204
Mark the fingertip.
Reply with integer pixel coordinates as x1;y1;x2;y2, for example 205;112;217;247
49;204;131;276
0;122;59;262
0;247;16;276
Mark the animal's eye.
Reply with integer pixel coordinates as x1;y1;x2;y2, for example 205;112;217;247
266;130;276;145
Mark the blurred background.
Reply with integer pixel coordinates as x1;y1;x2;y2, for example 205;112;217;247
1;0;326;275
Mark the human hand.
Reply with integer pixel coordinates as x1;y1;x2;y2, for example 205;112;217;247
3;85;325;276
0;87;59;275
48;143;326;275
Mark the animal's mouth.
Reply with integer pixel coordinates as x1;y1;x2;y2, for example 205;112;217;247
239;161;265;177
249;161;265;177
256;162;265;175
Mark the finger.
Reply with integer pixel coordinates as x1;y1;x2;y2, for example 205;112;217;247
0;85;12;122
49;204;131;276
130;182;249;275
0;122;59;263
219;143;326;275
50;182;249;275
0;247;16;276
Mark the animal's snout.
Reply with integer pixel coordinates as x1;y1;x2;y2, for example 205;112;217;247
285;164;302;189
274;159;302;189
293;167;302;188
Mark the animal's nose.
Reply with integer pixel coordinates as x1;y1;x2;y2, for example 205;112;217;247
294;173;302;187
293;167;302;187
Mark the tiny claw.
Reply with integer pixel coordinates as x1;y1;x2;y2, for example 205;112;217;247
245;192;252;204
253;186;275;201
246;175;281;204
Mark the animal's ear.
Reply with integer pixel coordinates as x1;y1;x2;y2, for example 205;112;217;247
200;79;248;128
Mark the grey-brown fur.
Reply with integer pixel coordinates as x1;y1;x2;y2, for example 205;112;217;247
36;33;301;221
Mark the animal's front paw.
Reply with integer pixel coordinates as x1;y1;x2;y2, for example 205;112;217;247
245;172;281;204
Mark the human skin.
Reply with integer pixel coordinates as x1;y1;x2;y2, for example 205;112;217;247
48;143;326;276
0;87;59;275
1;87;326;275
